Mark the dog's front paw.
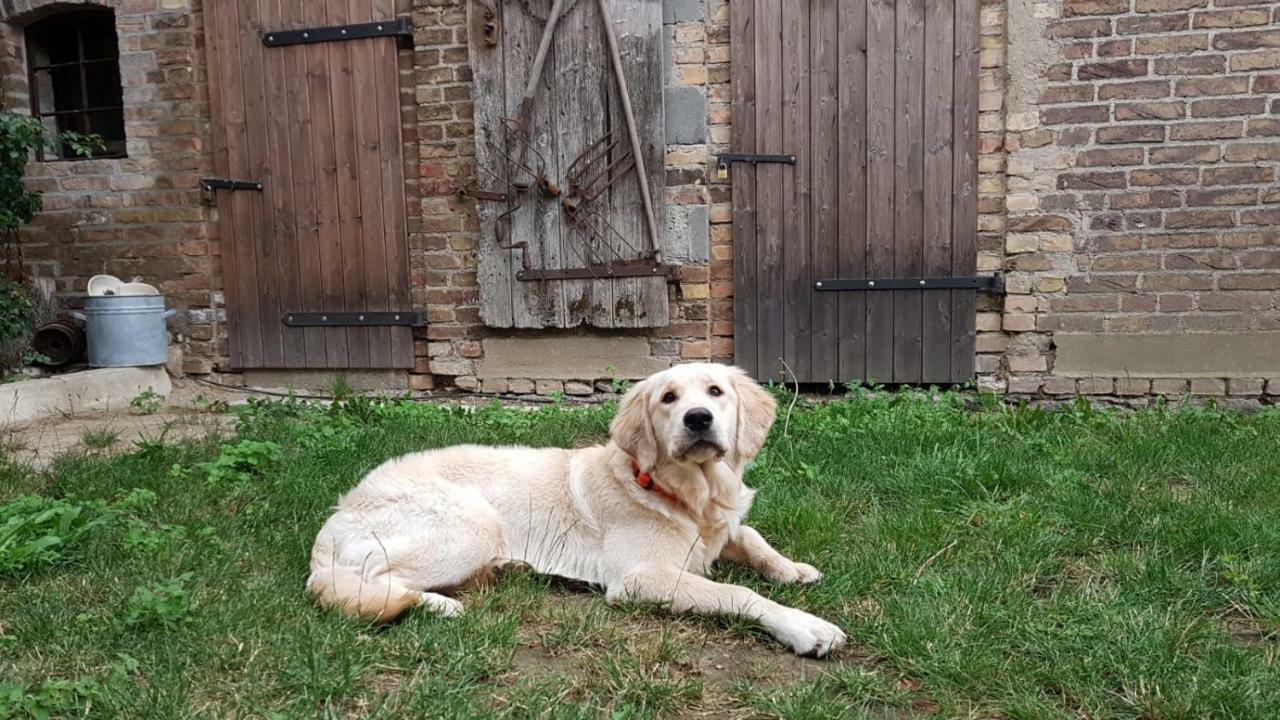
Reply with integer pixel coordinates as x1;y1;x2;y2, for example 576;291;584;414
767;561;823;585
766;608;847;658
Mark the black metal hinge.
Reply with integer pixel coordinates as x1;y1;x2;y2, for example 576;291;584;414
284;311;425;327
200;178;263;192
715;152;796;179
516;263;680;282
813;276;1005;293
262;18;413;48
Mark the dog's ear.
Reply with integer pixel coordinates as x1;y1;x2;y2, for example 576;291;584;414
731;367;777;462
611;378;658;470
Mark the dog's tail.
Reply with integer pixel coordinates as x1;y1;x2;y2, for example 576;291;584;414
307;563;422;623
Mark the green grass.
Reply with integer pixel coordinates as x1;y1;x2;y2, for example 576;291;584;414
1;391;1278;718
79;427;121;451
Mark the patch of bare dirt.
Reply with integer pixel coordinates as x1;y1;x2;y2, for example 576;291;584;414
2;378;247;470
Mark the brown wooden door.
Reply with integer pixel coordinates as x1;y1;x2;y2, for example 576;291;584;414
204;0;413;369
731;0;979;385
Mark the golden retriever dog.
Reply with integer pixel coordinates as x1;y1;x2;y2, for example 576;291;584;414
307;363;847;657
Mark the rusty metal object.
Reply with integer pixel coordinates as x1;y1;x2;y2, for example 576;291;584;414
517;262;678;281
560;131;635;218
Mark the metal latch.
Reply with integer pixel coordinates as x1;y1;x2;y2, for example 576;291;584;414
715;153;796;180
516;262;680;282
200;178;263;192
284;312;425;327
813;276;1004;293
262;18;413;47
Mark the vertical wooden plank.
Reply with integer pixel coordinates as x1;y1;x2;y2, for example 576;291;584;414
217;0;265;368
261;0;307;368
731;0;758;378
864;0;895;382
553;0;605;328
781;0;811;381
238;0;283;367
372;0;414;366
810;0;838;383
503;2;562;328
754;0;785;382
470;1;514;328
203;0;243;368
323;0;372;367
922;0;955;384
836;0;867;382
282;0;327;366
951;0;980;382
893;0;925;384
346;0;390;367
608;0;667;328
304;0;349;367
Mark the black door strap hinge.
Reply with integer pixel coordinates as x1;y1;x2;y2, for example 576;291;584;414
814;276;1004;293
262;18;413;48
715;153;796;179
200;178;263;192
284;312;425;327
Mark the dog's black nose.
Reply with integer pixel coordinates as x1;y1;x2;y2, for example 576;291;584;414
683;408;714;433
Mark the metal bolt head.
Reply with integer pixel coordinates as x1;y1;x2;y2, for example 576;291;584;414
868;281;876;287
321;315;327;321
302;32;309;38
919;280;926;286
815;281;823;288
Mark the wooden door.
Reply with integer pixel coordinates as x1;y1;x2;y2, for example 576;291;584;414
730;0;979;385
204;0;414;369
467;0;668;329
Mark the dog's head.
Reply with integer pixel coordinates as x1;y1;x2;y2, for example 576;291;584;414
610;363;777;469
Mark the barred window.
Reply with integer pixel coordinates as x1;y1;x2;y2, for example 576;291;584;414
25;8;126;160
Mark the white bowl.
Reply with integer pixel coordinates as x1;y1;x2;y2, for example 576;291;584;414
87;274;123;296
117;282;160;296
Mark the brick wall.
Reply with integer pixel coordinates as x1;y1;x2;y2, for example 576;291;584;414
997;0;1280;402
5;0;1276;400
1;0;218;375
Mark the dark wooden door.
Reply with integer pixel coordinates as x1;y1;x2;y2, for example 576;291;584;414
731;0;979;385
204;0;413;369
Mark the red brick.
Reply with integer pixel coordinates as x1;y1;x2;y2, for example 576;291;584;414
1187;188;1258;206
1174;76;1249;96
1242;208;1280;225
1097;125;1166;143
1220;274;1280;290
1064;0;1130;15
1077;147;1146;166
1109;190;1181;209
1114;102;1185;121
1224;142;1280;162
1098;80;1170;100
1143;273;1215;291
1198;292;1272;311
1130;167;1198;186
1154;55;1225;75
1135;0;1206;11
1078;60;1149;79
1164;210;1236;228
1042;105;1111;124
1230;49;1280;71
1169;120;1242;140
1007;215;1076;232
1214;29;1280;50
1193;9;1272;27
1059;172;1129;190
1190;97;1268;117
1243;251;1280;269
1096;39;1133;57
1253;74;1280;93
1119;14;1190;34
1149;145;1221;163
1202;166;1274;185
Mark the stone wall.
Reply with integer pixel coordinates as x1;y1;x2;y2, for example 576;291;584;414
998;0;1280;401
1;0;218;375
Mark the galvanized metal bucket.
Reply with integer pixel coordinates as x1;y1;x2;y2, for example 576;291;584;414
71;295;176;368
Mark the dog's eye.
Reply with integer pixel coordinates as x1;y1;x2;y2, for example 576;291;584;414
661;391;678;404
708;385;723;397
